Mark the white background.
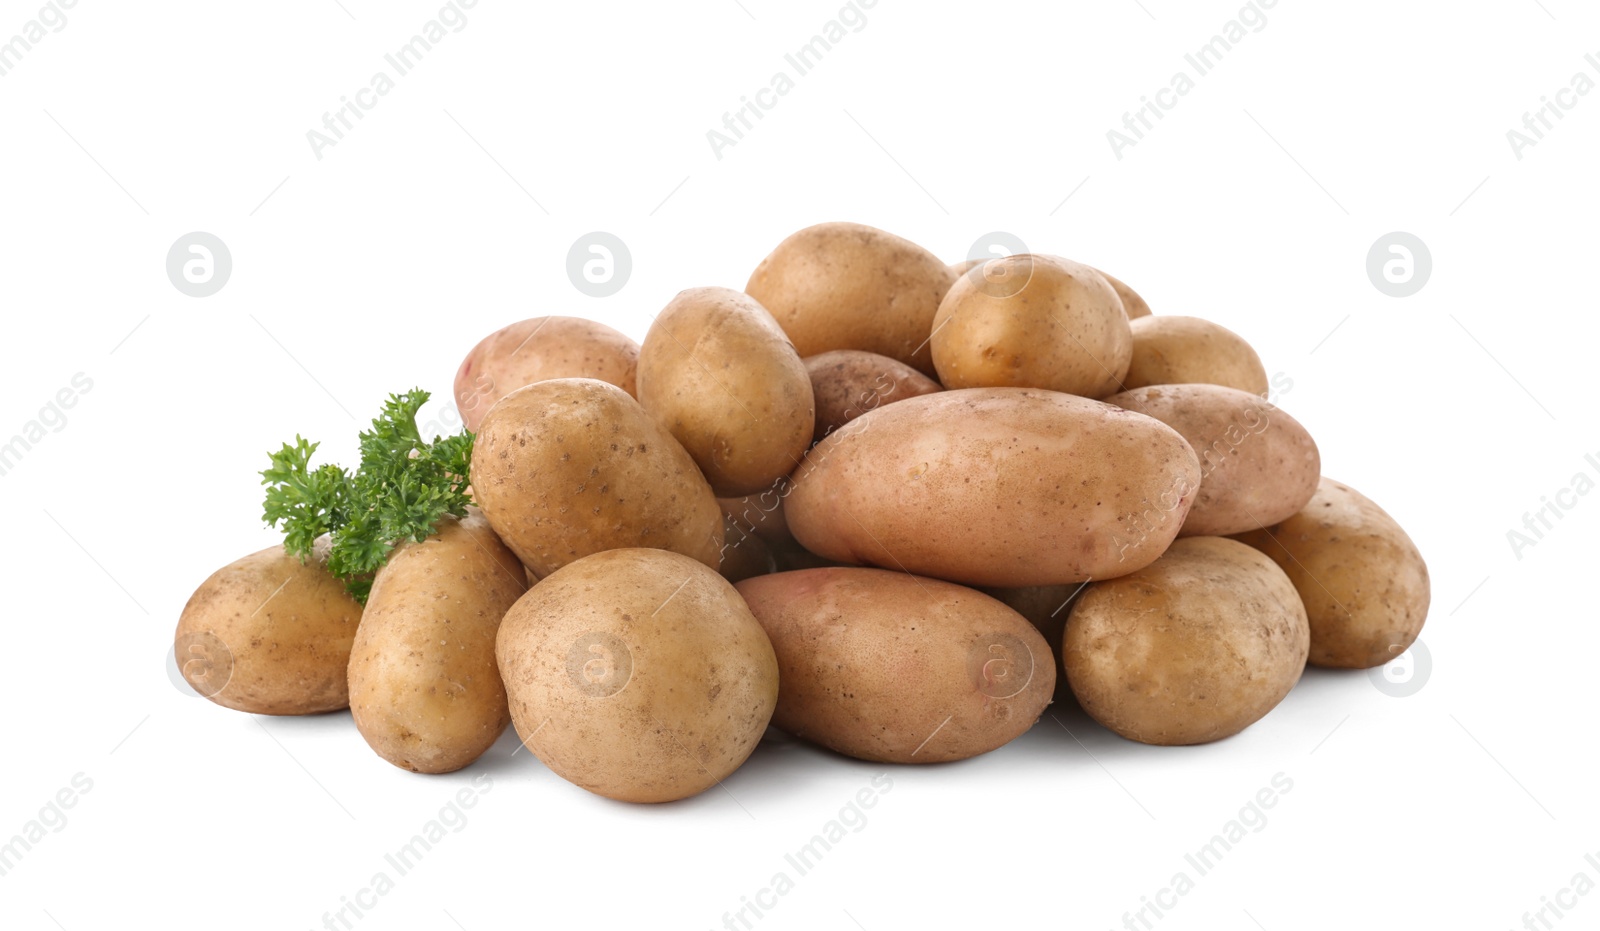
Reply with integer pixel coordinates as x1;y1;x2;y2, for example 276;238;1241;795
2;1;1596;929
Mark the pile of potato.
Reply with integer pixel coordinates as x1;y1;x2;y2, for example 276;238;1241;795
176;222;1430;802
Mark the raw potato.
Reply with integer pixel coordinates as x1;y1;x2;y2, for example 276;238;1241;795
497;548;778;803
174;538;363;715
931;254;1132;398
786;387;1202;586
805;350;941;443
719;478;792;545
454;316;640;432
348;510;527;773
1095;268;1151;319
718;514;777;584
1123;315;1268;396
736;567;1055;763
636;287;814;497
746;222;955;376
1064;537;1310;745
1103;384;1320;537
981;583;1084;659
470;378;724;579
1231;477;1430;669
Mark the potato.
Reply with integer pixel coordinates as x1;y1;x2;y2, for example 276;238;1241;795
1103;384;1319;537
348;509;527;773
746;222;955;376
719;479;792;545
1123;315;1268;396
736;567;1055;763
718;514;777;583
174;538;362;715
1064;537;1309;745
931;254;1132;398
1094;268;1151;319
1231;477;1430;669
786;387;1201;586
470;378;724;579
980;583;1085;659
636;287;813;497
454;316;639;432
805;350;941;443
497;548;778;803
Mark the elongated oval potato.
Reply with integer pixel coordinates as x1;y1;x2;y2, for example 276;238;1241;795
454;316;640;432
932;254;1132;398
470;378;724;579
746;222;955;376
737;567;1055;763
174;538;363;715
786;387;1201;586
1102;384;1320;537
805;350;941;443
636;287;813;497
1231;477;1430;669
1123;315;1268;396
348;510;527;773
497;548;778;803
1095;268;1152;319
1064;537;1309;745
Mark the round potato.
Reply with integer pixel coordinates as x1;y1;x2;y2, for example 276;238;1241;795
1123;315;1268;396
786;387;1201;586
1064;537;1309;745
470;378;724;579
454;316;639;432
805;350;941;443
497;548;778;803
348;510;527;773
1231;477;1430;669
636;287;814;497
736;568;1055;763
931;254;1132;398
746;222;955;376
1103;384;1320;537
174;538;363;715
1095;268;1152;319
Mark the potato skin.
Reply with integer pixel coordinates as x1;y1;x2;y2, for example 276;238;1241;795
1064;537;1309;745
786;387;1201;586
736;568;1055;763
1103;384;1319;537
1231;477;1430;669
1123;315;1268;396
469;378;724;579
718;514;777;584
497;549;778;803
348;510;527;774
805;350;941;443
454;316;639;432
1095;268;1151;319
636;287;814;497
932;254;1132;398
746;222;955;376
719;479;792;545
174;538;362;715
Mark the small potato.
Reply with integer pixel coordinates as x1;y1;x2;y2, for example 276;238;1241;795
637;287;814;497
470;378;724;579
497;549;778;803
932;254;1132;398
719;479;792;545
746;222;955;376
786;387;1201;586
1094;268;1152;319
1103;384;1320;537
1123;315;1269;396
737;568;1055;763
718;515;777;584
1231;477;1430;669
348;510;528;773
174;538;363;715
454;316;639;432
1064;537;1309;745
804;350;941;443
980;583;1084;659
